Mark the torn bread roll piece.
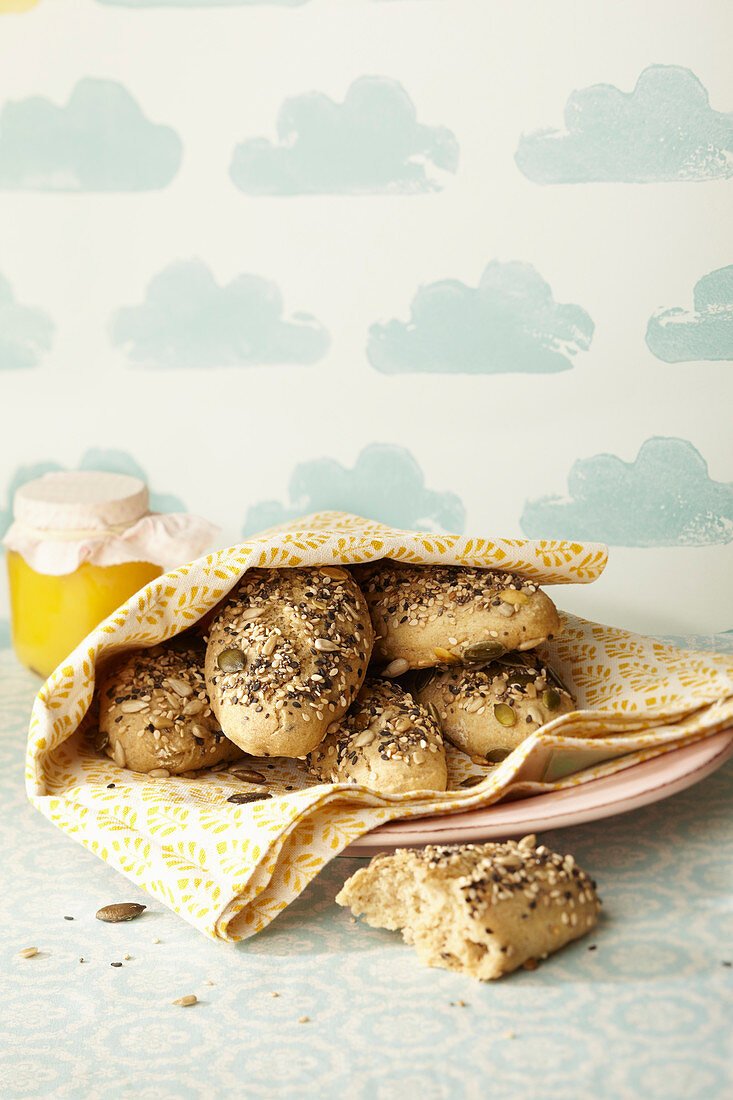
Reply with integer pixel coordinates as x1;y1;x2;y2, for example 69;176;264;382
205;567;374;758
307;678;447;794
336;836;600;980
352;562;560;671
414;655;575;762
98;639;242;775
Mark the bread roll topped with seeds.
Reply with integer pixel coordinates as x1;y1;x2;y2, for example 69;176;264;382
204;567;374;758
307;678;447;794
336;835;600;981
98;639;242;776
413;655;575;762
353;563;560;673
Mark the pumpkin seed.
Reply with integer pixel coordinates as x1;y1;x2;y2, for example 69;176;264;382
542;688;562;711
96;902;147;923
217;648;246;672
173;995;197;1007
493;703;516;726
433;647;459;665
546;665;572;696
227;792;272;804
485;748;511;763
407;668;437;693
462;641;507;664
506;668;535;689
499;589;530;606
460;776;484;788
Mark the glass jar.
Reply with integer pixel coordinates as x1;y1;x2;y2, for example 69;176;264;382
3;471;217;678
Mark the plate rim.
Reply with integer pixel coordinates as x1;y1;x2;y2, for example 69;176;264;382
343;729;733;855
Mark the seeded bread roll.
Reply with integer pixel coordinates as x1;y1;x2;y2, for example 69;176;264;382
98;640;242;776
414;656;575;762
352;563;560;673
307;678;447;794
336;835;600;981
205;567;374;758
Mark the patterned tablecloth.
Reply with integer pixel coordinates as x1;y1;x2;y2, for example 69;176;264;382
1;640;731;1100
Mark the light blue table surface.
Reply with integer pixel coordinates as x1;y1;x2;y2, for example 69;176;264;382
1;639;732;1100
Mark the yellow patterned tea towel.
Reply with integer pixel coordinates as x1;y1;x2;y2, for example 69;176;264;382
24;513;733;941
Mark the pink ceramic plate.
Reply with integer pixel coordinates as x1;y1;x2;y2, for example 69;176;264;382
345;729;733;855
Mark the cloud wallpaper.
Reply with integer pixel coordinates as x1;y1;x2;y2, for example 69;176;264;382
646;265;733;363
230;77;459;195
367;261;594;375
0;273;53;369
0;78;181;191
515;65;733;185
0;4;731;635
112;260;330;369
242;443;466;536
520;438;733;547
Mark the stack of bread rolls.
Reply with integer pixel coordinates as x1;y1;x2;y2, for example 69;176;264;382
97;561;575;794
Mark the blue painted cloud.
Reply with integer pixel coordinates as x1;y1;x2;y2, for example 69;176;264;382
0;450;185;541
367;261;594;374
520;437;733;547
0;274;53;369
230;76;458;195
0;78;181;191
111;260;329;369
646;265;733;362
242;443;466;536
515;65;733;184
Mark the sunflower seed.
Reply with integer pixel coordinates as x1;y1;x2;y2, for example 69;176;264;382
173;995;197;1007
228;767;266;783
120;699;147;714
113;742;126;768
165;678;193;698
240;607;264;622
314;638;340;652
96;903;147;923
182;698;205;716
18;946;38;958
383;658;409;677
148;768;170;778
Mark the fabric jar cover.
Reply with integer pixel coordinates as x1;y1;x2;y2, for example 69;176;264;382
4;471;219;575
24;512;733;941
